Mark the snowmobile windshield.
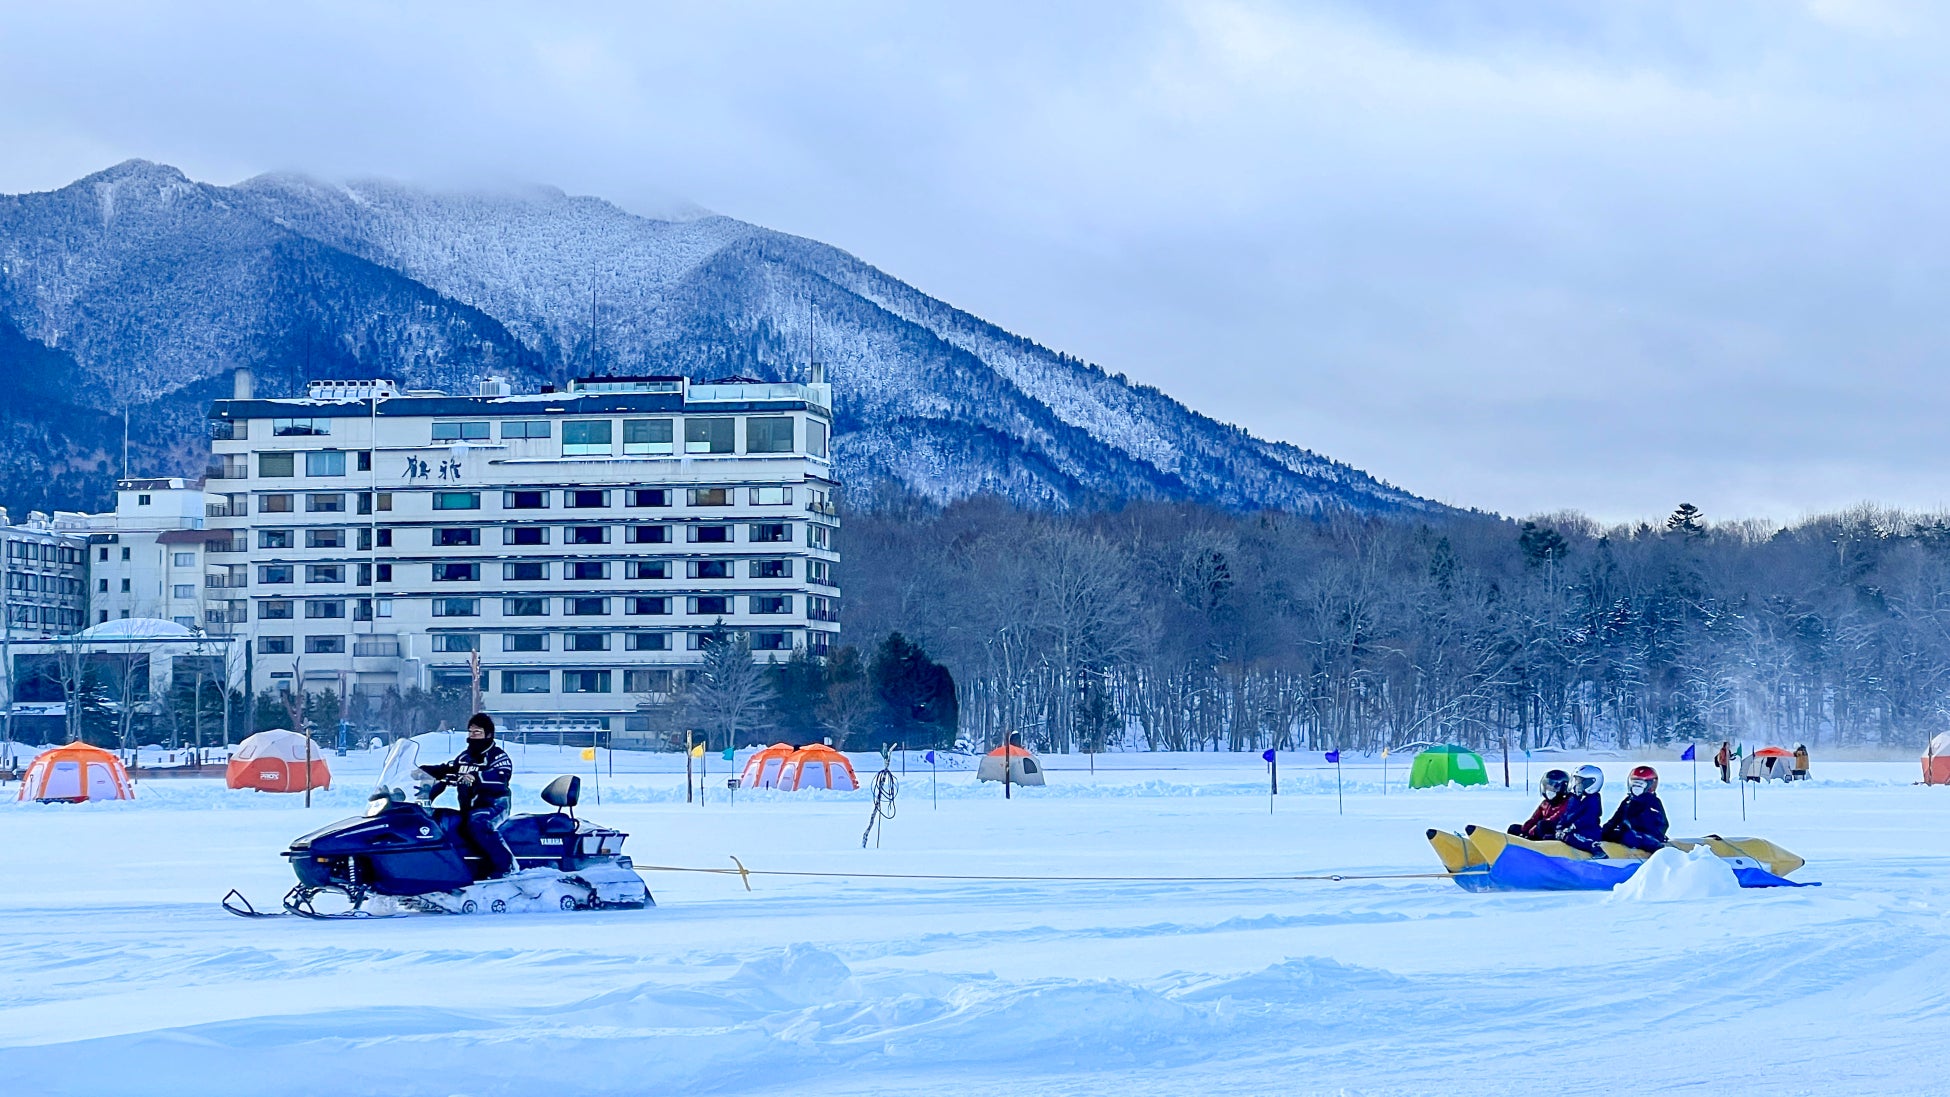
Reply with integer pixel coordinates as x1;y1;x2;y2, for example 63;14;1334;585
372;740;424;806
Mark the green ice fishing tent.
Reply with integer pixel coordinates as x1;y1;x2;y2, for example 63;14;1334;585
1409;745;1489;788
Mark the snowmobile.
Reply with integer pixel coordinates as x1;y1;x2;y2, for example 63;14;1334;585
224;739;651;918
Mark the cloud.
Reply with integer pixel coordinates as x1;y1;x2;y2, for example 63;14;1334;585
1;0;1946;521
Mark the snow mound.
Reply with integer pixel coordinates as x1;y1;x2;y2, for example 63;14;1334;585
1611;845;1744;902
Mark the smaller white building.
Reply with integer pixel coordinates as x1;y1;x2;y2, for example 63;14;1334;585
76;478;215;631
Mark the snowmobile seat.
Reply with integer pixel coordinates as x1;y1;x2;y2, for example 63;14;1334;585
542;775;581;812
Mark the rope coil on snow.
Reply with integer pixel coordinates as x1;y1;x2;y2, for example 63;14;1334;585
861;765;898;849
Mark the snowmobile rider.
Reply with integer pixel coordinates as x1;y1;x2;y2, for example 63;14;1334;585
1599;765;1669;853
1554;764;1606;856
420;713;515;879
1508;769;1572;840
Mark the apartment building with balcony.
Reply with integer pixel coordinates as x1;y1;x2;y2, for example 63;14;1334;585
79;478;215;630
0;509;89;639
204;372;840;733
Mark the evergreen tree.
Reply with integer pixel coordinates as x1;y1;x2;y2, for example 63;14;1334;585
869;632;958;749
690;622;776;750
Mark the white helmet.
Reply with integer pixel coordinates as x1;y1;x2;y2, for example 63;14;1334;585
1572;764;1604;795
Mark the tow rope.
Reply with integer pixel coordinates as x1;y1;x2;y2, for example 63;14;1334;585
634;858;1458;892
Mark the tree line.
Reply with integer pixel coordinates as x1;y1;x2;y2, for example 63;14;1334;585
829;495;1950;755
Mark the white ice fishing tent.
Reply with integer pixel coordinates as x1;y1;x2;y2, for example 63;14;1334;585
17;743;135;803
976;744;1045;786
1740;750;1795;782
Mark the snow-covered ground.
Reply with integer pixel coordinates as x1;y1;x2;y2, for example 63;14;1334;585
2;743;1945;1096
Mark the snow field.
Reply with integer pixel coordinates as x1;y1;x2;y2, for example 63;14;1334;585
0;750;1945;1096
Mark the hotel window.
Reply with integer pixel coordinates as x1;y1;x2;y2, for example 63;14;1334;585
623;418;674;455
172;584;195;599
433;492;481;511
259;565;294;585
273;418;330;437
432;598;480;617
259;453;296;478
503;634;547;652
562;670;612;694
625;633;670;653
568;561;609;581
746;417;794;454
689;525;733;544
434;562;480;582
567;489;608;508
567;526;609;545
750;594;792;615
306;636;346;654
306;528;344;549
306;450;346;476
749;486;792;506
751;631;791;651
305;564;344;584
432;421;490;442
807;419;828;458
260;494;295;514
505;526;549;545
628;560;670;580
503;597;549;617
565;597;609;616
306;493;345;513
684;417;734;454
627;488;670;507
504;561;549;581
260;529;293;550
258;600;294;620
687;560;732;580
258;636;293;655
432;634;480;652
624;667;674;691
808;524;834;550
687;487;731;507
562;420;613;455
566;632;610;652
504;489;549;509
500;670;551;694
749;523;790;543
501;421;551;440
305;599;346;619
434;527;481;547
749;559;792;579
626;525;669;544
627;597;671;616
689;595;731;616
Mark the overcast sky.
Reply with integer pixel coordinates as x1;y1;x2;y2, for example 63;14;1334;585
3;0;1945;523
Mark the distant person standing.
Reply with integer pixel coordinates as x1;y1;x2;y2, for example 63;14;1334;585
1793;744;1810;782
1714;741;1732;783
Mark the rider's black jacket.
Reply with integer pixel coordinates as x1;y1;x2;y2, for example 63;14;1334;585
422;744;514;816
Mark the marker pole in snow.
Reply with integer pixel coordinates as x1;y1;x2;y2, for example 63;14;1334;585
1382;748;1389;795
1502;734;1511;788
685;731;694;804
1327;750;1343;815
1692;745;1699;822
1263;749;1277;814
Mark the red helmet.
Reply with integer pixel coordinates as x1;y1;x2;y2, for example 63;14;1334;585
1629;765;1658;795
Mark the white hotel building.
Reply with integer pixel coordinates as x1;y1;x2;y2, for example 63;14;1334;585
203;372;840;734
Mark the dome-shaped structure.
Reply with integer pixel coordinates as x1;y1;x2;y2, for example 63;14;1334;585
737;743;798;790
976;743;1045;786
18;743;134;803
226;729;331;793
76;618;200;642
780;745;859;791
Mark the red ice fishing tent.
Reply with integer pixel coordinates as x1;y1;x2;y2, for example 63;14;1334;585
1741;746;1796;783
780;745;859;791
226;729;332;793
1925;733;1950;785
17;743;135;803
737;743;799;789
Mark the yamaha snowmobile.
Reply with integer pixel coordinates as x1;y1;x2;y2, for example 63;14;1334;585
224;739;651;918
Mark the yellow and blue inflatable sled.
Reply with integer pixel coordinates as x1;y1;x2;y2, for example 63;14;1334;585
1427;825;1813;891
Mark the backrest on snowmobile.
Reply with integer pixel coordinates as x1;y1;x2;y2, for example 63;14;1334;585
542;775;581;810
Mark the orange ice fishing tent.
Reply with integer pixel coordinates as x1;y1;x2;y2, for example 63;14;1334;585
780;744;859;791
226;729;332;793
738;743;800;789
18;743;135;803
1925;732;1950;785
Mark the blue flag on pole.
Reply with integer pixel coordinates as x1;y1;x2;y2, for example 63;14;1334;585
923;750;937;764
1680;744;1696;761
1325;750;1340;763
1262;748;1276;763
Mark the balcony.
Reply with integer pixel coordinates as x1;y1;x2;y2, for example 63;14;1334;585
806;499;838;517
205;458;248;480
354;640;401;658
205;537;248;553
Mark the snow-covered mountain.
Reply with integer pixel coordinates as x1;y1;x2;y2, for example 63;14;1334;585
0;160;1438;515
